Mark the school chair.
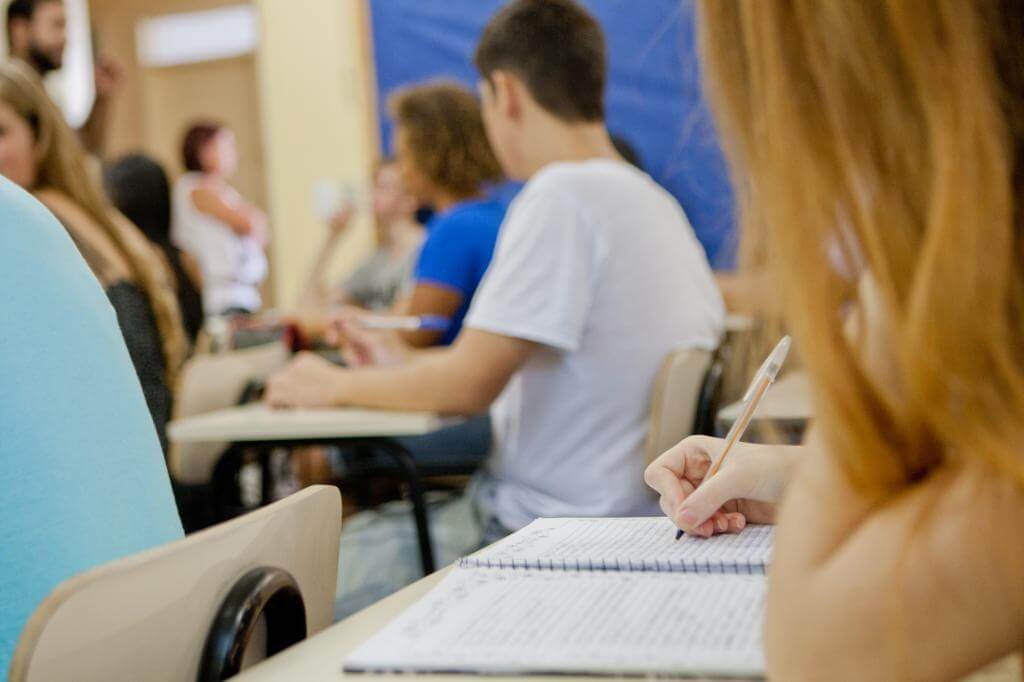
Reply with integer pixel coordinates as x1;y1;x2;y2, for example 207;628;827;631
169;341;290;487
9;485;342;682
645;347;714;464
168;342;290;529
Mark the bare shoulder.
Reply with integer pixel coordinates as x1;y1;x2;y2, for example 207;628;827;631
34;188;83;220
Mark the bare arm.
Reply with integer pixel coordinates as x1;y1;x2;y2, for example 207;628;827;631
191;187;267;240
265;328;534;415
79;95;111;156
400;283;465;347
78;57;121;156
298;207;354;308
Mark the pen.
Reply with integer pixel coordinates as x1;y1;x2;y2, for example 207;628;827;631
676;335;792;539
355;315;451;332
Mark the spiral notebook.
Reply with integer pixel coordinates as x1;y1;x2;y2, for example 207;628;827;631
462;516;773;574
344;518;772;678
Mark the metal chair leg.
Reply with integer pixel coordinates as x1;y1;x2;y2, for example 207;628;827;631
376;442;436;575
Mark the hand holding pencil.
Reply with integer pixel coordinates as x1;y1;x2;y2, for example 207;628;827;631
644;337;800;538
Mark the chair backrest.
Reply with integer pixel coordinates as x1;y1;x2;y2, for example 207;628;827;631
645;348;713;465
9;486;342;682
169;342;289;484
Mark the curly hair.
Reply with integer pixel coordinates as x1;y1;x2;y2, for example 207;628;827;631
388;80;503;198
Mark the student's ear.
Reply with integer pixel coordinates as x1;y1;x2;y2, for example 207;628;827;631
490;70;523;122
7;19;29;55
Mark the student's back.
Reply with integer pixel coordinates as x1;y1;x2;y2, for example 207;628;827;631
470;158;723;528
0;178;183;672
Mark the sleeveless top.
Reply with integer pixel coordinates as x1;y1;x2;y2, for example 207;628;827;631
65;230;172;454
170;172;267;315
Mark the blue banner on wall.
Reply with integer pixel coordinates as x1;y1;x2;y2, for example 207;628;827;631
369;0;737;268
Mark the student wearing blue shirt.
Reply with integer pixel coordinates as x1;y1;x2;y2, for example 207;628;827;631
415;196;505;345
388;81;505;347
0;177;183;673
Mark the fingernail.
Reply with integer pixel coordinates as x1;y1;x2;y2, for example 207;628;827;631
678;508;700;529
716;517;728;532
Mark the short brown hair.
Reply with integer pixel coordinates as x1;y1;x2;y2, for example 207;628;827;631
474;0;605;123
181;121;223;172
388;80;502;197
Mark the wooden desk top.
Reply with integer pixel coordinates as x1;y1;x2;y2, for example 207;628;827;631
717;371;813;426
235;564;1020;682
168;404;447;444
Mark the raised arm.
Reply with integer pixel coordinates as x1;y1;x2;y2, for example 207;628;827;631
78;56;121;156
298;205;354;308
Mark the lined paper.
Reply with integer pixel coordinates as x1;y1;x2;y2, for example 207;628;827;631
344;567;766;676
461;517;773;574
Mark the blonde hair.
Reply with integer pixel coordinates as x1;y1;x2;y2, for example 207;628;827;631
0;59;186;384
698;2;1024;493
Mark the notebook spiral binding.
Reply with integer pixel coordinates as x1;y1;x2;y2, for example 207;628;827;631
458;556;769;575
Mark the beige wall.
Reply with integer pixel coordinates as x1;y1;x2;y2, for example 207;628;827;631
255;0;378;308
90;0;247;159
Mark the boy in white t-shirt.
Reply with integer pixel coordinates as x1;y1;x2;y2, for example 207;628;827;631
266;0;724;541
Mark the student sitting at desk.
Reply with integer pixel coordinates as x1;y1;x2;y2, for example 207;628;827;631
105;153;206;346
646;1;1024;678
0;175;183;674
300;158;424;313
382;80;506;347
0;59;186;454
267;0;723;545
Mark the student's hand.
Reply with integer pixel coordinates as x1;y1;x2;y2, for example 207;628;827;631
264;352;346;409
327;201;355;239
325;308;410;367
94;55;123;98
644;435;800;537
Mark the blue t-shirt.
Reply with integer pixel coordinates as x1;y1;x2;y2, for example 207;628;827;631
414;197;506;345
0;178;183;673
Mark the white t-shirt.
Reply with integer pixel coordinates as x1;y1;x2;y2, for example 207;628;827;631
465;159;725;530
171;173;267;315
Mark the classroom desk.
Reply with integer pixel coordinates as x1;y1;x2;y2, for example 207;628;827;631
168;404;458;574
234;564;1021;682
168;404;446;443
716;370;812;438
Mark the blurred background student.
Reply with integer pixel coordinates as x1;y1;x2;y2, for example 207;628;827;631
385;80;505;348
300;158;423;313
105;153;205;346
172;121;268;317
0;59;185;453
6;0;120;156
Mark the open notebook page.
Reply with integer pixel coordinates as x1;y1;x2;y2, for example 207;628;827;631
461;517;773;574
344;567;766;677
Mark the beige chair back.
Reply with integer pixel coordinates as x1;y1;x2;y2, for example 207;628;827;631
169;342;289;484
645;348;712;465
10;485;342;682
